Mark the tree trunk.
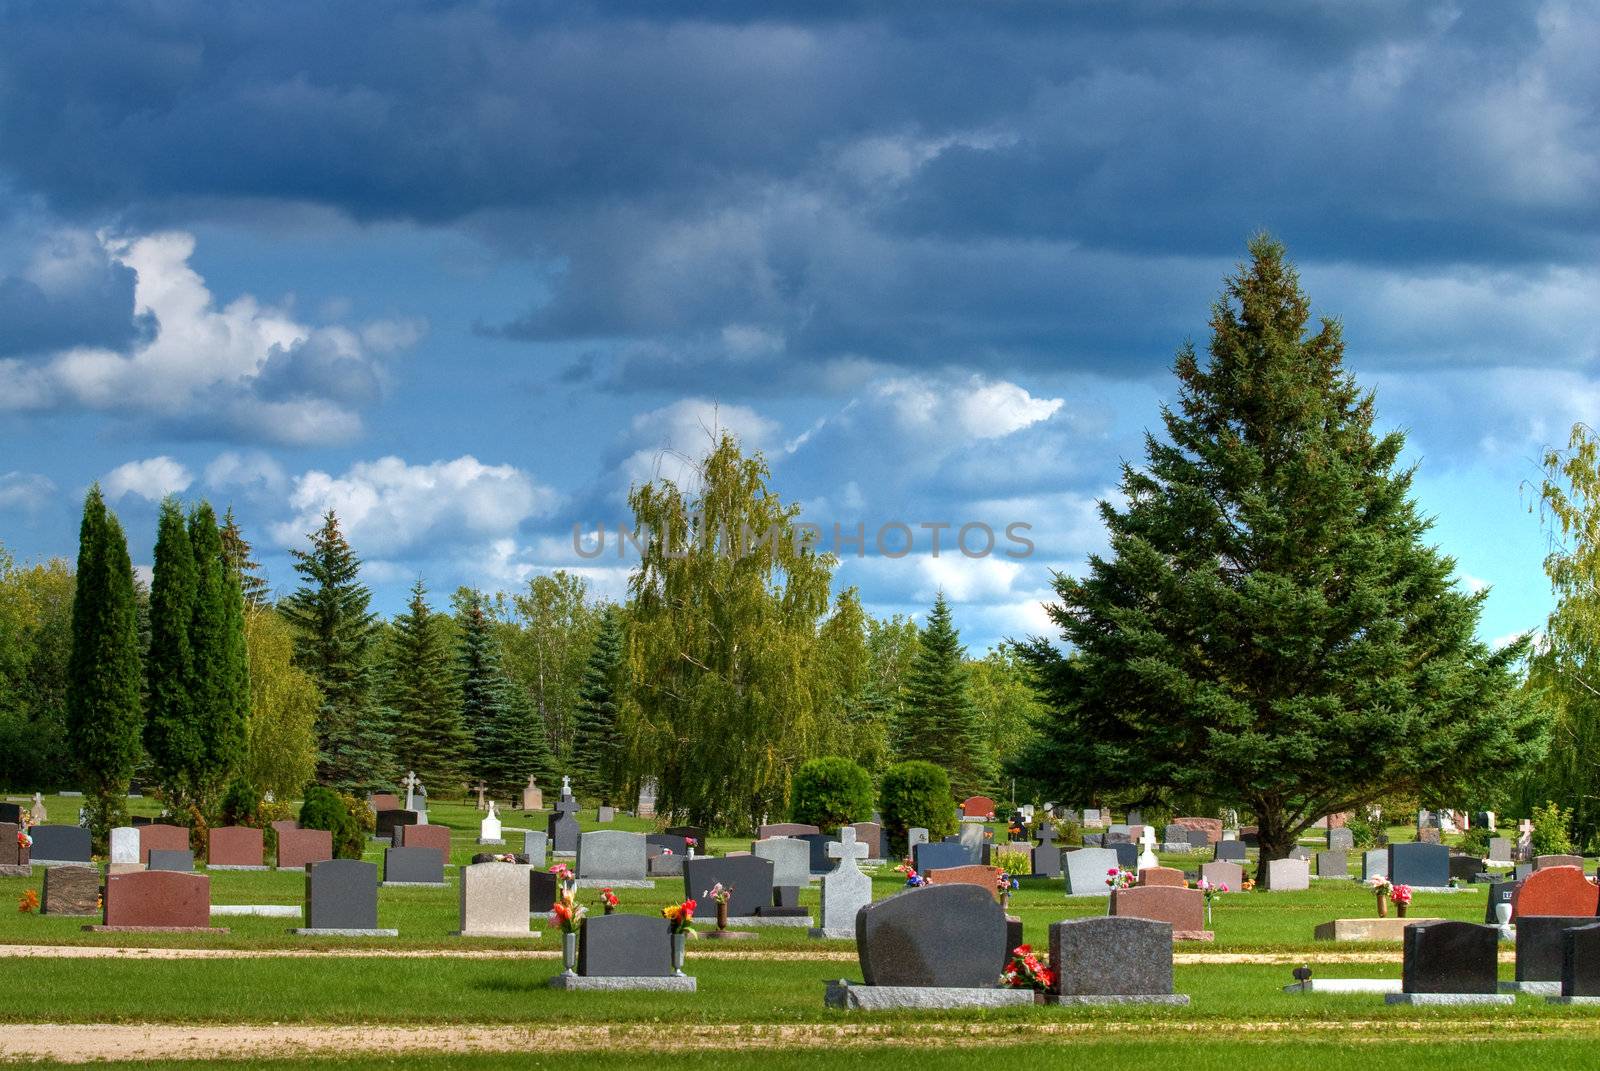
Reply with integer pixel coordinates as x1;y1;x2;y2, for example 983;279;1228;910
1253;803;1297;889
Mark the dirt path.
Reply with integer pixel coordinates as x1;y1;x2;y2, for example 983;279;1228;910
0;1019;1587;1062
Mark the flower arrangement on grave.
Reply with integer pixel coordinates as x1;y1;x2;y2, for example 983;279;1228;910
996;871;1020;910
1389;883;1413;918
1367;875;1392;917
895;861;927;887
1241;877;1255;891
549;862;576;892
662;898;697;934
1196;877;1228;926
600;887;619;915
17;888;37;914
1105;867;1135;890
999;944;1055;993
683;837;697;854
489;853;518;864
550;888;585;936
17;829;31;850
703;883;735;930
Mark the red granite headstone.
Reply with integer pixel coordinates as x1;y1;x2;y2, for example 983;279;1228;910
961;796;998;818
923;864;1004;890
1111;885;1207;934
369;793;400;812
0;821;28;868
1513;865;1599;917
208;826;264;867
277;827;333;869
139;823;190;863
102;870;211;928
398;823;451;858
1139;866;1187;887
1171;817;1223;844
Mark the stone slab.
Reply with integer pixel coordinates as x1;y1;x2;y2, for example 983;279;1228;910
549;974;696;991
1314;917;1445;941
1284;978;1402;994
825;981;1031;1009
1047;994;1191;1005
290;928;398;937
1384;992;1514;1005
211;905;300;917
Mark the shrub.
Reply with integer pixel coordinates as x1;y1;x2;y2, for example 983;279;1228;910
1342;810;1386;851
879;760;957;852
1455;825;1493;858
299;785;364;859
220;777;261;827
339;792;376;838
1056;818;1084;848
790;757;874;831
994;849;1031;877
1531;800;1574;858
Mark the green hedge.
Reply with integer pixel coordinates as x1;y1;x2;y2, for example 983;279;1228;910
879;760;957;854
790;757;874;831
299;785;365;859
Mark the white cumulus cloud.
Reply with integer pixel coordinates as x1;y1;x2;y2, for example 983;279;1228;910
102;456;193;502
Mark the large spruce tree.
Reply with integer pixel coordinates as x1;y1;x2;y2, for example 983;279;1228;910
387;579;469;787
280;510;391;789
895;593;992;797
569;604;625;798
145;497;202;813
219;506;269;608
457;589;552;796
66;486;144;847
1016;236;1546;880
190;502;248;809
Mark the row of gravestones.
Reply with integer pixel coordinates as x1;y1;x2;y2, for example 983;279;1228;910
1390;918;1600;1001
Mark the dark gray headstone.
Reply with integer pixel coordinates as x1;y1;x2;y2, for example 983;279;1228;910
1316;850;1348;879
29;825;91;862
1185;828;1210;848
1214;840;1247;861
772;885;801;910
1288;846;1312;862
1326;827;1354;852
1485;881;1517;924
798;832;835;874
305;859;379;930
913;841;975;873
1388;842;1449;888
664;826;706;848
549;811;580;854
1563;923;1600;997
1448;854;1481;883
857;884;1007;988
1110;842;1138;870
1516;915;1594;983
646;834;687;858
529;869;558;912
684;855;773;918
383;846;444;884
578;912;673;977
147;849;194;872
1402;920;1499;994
1031;844;1062;878
1082;832;1104;848
374;809;419;841
0;803;20;824
1050;915;1176;997
1516;862;1534;881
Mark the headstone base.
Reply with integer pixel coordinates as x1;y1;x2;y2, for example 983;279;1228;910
1547;995;1600;1005
83;925;228;934
477;838;505;846
31;859;92;868
1172;930;1214;941
1047;993;1190;1005
291;928;399;937
574;879;654;889
722;915;813;927
1383;993;1513;1005
1500;980;1560;995
553;851;576;859
700;930;759;940
1283;979;1401;994
825;981;1035;1010
809;927;854;940
457;929;542;939
107;863;145;875
207;865;271;871
211;905;299;917
548;974;696;991
381;881;447;888
0;865;30;878
1313;918;1444;941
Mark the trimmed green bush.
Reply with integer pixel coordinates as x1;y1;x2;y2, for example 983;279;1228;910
219;777;261;827
790;757;874;832
1531;800;1575;858
299;785;364;859
879;759;957;853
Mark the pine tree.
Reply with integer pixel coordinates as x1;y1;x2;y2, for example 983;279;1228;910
569;604;625;798
280;510;391;789
458;589;553;796
66;486;144;848
145;497;202;813
896;593;992;796
219;507;269;608
190;502;248;810
1016;235;1546;878
386;579;469;787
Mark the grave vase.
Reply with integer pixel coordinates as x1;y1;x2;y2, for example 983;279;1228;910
716;899;729;931
1375;891;1387;918
561;932;577;975
1395;901;1408;918
672;932;687;976
1495;902;1512;927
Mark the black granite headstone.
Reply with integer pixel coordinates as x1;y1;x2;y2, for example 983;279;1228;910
374;809;419;841
1402;920;1499;994
1050;915;1177;997
799;832;835;874
1388;842;1449;888
646;834;688;858
383;846;444;884
549;811;580;854
577;912;673;977
913;841;974;873
1110;842;1138;870
147;849;194;872
1517;915;1593;983
305;859;379;930
1562;922;1600;997
1031;844;1062;878
856;884;1008;988
1448;854;1481;883
1485;881;1518;924
0;803;20;824
529;869;558;912
684;854;773;918
773;885;800;909
663;826;706;848
29;825;91;862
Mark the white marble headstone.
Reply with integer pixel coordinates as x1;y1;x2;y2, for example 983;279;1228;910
109;826;140;866
479;801;503;844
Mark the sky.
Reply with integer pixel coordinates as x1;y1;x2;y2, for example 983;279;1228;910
1;1;1595;651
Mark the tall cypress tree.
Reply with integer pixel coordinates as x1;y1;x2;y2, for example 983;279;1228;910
219;506;269;608
145;497;202;813
280;510;391;789
569;604;624;798
387;579;469;787
458;590;552;795
66;486;144;848
190;502;248;810
1016;235;1545;878
896;593;992;796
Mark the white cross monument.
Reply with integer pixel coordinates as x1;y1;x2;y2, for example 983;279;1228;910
1137;825;1159;871
813;826;872;938
402;770;421;811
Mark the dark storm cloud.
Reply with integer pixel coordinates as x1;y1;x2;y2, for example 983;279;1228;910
0;244;152;357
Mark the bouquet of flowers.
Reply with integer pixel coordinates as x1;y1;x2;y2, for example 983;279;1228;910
17;889;38;914
1390;884;1413;906
1105;867;1135;890
548;862;575;884
683;837;698;850
1196;877;1229;902
996;871;1019;901
895;862;927;887
17;829;31;851
550;888;585;935
600;888;619;914
704;882;733;905
1366;875;1392;895
662;898;697;934
999;944;1055;993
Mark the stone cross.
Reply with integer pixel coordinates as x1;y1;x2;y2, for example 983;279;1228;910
560;775;572;799
1137;825;1159;871
1518;818;1534;861
1035;823;1058;846
486;800;499;820
827;826;869;874
402;770;421;811
472;781;489;810
29;792;46;823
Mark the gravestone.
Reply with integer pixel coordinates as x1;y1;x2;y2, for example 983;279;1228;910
753;838;813;888
684;855;774;919
108;827;140;869
798;833;835;874
549;802;581;855
575;912;674;977
907;827;930;852
1049;916;1188;1003
957;823;987;852
597;805;615;823
1388;842;1449;888
757;822;820;840
1563;923;1600;998
856;884;1007;988
850;822;886;860
298;859;392;935
1110;842;1138;871
1185;828;1211;849
1288;846;1312;862
914;841;974;874
524;830;548;861
664;826;707;851
1112;885;1207;935
42;865;100;915
29;825;91;864
1364;848;1389;882
1485;881;1518;924
99;870;213;930
398;823;452;859
1139;866;1186;887
368;793;400;812
277;828;333;870
1448;853;1482;883
635;778;656;819
1514;865;1598;916
1213;840;1247;862
813;826;872;938
1536;854;1584;871
1265;858;1310;891
1161;824;1189;850
1516;915;1593;988
208;826;266;869
458;861;536;937
647;834;688;858
924;864;1003;889
529;868;559;913
478;801;503;844
521;776;543;812
0;821;28;871
374;809;419;842
1316;850;1349;879
0;802;18;824
383;846;446;886
1031;842;1062;878
960;795;997;819
1065;847;1121;896
1417;827;1442;845
1394;920;1501;998
1200;861;1244;889
1326;827;1354;852
1081;808;1103;828
1487;837;1514;864
139;824;189;863
148;849;194;872
1105;824;1132;844
576;830;650;886
1172;817;1222;844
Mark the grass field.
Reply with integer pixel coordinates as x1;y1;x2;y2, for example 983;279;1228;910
0;793;1580;1068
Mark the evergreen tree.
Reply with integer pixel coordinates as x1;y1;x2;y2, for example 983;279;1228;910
386;579;469;787
144;497;202;813
1016;236;1546;878
280;510;391;789
895;593;992;796
219;506;269;608
569;604;625;797
190;502;248;810
65;486;143;848
458;589;552;796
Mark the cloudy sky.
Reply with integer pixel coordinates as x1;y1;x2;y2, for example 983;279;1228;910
1;2;1594;650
